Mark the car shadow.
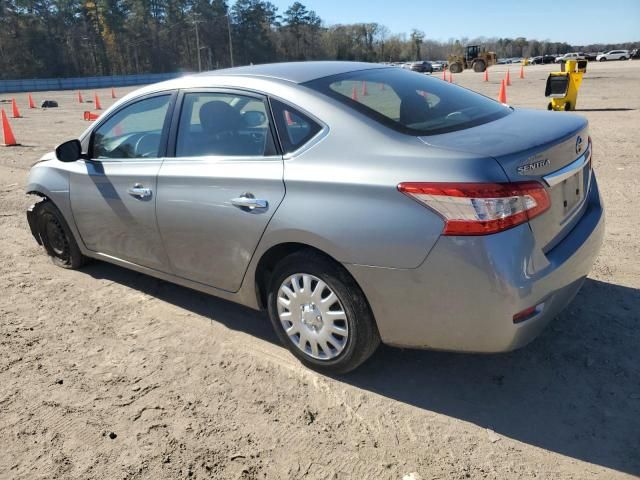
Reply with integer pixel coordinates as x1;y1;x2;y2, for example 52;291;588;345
576;108;636;112
82;262;640;476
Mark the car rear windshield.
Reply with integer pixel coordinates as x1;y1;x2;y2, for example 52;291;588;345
303;67;511;136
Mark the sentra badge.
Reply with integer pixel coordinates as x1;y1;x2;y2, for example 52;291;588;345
518;156;550;174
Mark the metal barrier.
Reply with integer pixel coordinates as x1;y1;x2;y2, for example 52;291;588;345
0;72;188;94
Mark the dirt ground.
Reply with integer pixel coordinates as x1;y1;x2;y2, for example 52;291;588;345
0;61;639;480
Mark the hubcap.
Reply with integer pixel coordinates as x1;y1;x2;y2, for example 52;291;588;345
277;273;349;360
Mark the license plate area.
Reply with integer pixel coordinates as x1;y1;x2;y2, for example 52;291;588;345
560;161;591;219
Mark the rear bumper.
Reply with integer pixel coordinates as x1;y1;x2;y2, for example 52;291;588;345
346;175;605;352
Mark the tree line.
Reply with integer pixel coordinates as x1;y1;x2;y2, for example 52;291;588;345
0;0;637;80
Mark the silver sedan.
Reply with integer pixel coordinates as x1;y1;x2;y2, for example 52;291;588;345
26;62;604;373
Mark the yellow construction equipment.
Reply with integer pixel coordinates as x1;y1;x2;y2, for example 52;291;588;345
448;45;497;73
545;59;587;111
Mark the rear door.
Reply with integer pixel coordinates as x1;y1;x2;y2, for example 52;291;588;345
156;89;285;292
69;92;175;270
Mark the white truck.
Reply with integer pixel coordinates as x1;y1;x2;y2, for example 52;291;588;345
555;52;586;63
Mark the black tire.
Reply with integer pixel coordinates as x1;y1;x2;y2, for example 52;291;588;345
266;250;380;374
449;62;463;74
564;101;572;111
35;201;88;269
547;102;553;111
599;57;607;62
620;56;627;61
473;60;486;72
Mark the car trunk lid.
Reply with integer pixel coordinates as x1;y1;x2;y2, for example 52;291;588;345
419;108;591;249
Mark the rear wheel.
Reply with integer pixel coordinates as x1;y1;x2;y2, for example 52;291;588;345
449;62;463;74
599;57;607;62
36;201;88;269
473;60;486;72
620;56;627;61
547;102;553;110
564;101;572;111
267;251;380;374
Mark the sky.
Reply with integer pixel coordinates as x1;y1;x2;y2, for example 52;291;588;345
269;0;640;45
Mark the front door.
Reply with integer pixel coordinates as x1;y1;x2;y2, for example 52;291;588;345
69;93;174;271
156;90;285;292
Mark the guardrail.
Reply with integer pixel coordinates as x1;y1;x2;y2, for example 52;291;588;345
0;72;187;94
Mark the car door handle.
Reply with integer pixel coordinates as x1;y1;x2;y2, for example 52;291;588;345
128;184;152;199
231;196;268;210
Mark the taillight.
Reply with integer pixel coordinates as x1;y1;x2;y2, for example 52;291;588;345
397;182;550;235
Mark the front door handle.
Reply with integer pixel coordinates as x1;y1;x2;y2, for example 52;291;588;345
231;195;268;210
128;183;152;199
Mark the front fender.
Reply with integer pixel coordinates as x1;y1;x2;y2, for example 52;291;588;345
25;160;84;250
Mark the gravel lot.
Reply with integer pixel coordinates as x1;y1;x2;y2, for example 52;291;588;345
1;61;639;480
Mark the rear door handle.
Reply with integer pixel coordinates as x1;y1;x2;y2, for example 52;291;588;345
128;183;152;199
231;195;268;210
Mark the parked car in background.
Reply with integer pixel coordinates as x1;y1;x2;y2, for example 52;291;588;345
530;55;556;65
26;61;604;374
431;61;445;71
596;50;630;61
583;52;598;61
409;61;433;73
555;52;586;63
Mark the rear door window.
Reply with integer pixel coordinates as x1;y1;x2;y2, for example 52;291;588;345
175;92;276;157
304;67;511;136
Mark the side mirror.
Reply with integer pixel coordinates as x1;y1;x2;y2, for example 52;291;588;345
55;139;83;162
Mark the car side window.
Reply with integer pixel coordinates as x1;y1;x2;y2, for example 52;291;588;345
175;92;276;157
270;99;322;154
92;95;171;159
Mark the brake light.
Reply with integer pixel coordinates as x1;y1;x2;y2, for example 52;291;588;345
397;182;550;235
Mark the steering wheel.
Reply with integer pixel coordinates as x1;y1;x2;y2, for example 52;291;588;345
134;133;161;158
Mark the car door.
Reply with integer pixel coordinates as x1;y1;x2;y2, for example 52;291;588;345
155;89;285;292
69;92;176;271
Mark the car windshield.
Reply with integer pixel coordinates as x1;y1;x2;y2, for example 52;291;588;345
303;67;510;136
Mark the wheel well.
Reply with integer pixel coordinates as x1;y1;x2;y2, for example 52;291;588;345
254;243;342;310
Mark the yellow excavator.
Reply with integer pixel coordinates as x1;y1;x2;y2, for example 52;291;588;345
448;45;497;73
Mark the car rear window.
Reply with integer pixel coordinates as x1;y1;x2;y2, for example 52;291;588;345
303;67;511;136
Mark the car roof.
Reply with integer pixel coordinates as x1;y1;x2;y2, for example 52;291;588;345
194;61;385;84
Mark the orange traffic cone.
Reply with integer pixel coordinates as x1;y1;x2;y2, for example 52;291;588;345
28;94;36;109
284;110;294;126
484;68;489;82
11;98;21;118
111;87;116;99
442;67;447;81
498;79;507;104
83;111;100;121
361;81;368;96
1;108;19;146
448;71;453;83
506;69;512;86
94;92;102;110
78;91;84;103
351;84;359;101
519;65;525;79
